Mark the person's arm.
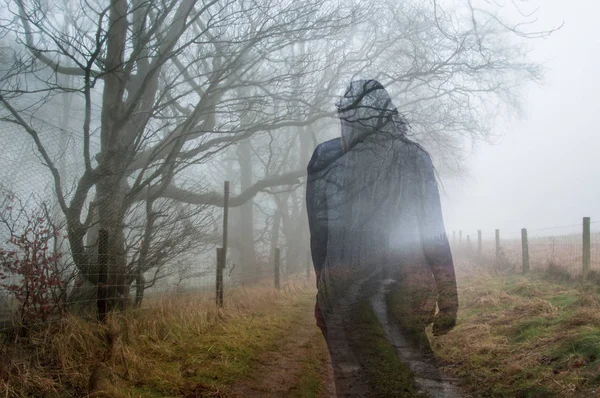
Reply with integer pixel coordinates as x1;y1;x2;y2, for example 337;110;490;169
306;161;328;286
417;150;458;335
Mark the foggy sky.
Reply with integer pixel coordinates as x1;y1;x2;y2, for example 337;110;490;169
442;0;600;239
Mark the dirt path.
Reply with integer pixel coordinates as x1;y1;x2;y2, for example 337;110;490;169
227;295;335;397
227;282;468;398
371;280;467;398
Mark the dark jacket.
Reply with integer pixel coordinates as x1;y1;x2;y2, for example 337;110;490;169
306;137;343;280
306;80;458;325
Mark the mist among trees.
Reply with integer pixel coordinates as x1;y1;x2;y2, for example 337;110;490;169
0;0;550;310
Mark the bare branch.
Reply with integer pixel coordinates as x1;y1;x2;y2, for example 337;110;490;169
145;169;305;208
14;0;102;78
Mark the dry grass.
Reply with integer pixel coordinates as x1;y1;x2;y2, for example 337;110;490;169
0;277;316;397
5;258;600;398
474;232;600;277
431;263;600;397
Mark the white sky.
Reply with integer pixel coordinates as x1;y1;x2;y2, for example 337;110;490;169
442;0;600;239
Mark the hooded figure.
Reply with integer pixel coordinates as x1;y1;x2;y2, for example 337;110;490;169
306;80;458;395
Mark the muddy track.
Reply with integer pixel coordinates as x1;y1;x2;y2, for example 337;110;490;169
319;276;379;397
228;279;467;397
371;279;467;398
226;299;335;397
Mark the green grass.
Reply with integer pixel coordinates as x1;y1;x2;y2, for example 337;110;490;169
349;281;425;397
0;281;320;397
510;316;553;343
432;269;600;397
121;289;316;397
294;333;329;398
8;265;600;397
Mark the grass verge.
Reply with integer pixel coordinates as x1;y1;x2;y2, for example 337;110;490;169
293;330;330;398
349;280;425;397
432;267;600;397
0;279;317;397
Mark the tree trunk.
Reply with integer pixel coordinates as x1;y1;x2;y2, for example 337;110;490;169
237;139;258;281
268;208;282;278
94;154;132;311
134;272;145;307
280;127;311;275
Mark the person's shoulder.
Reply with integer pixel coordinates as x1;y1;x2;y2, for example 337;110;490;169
307;138;343;174
314;137;343;155
393;135;431;163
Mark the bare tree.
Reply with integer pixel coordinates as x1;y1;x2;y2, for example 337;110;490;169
224;0;556;277
0;0;358;307
0;0;554;308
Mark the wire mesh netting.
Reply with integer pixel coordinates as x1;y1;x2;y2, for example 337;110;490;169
0;115;310;340
451;222;600;277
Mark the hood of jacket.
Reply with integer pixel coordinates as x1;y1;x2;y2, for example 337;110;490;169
336;79;408;151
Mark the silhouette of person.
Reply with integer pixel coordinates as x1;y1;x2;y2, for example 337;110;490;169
306;79;459;396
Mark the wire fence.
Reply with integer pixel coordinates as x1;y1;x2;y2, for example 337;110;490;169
0;234;311;337
450;218;600;278
0;116;313;343
3;113;598;386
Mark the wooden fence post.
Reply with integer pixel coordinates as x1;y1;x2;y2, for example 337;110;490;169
216;248;224;306
521;228;529;274
306;250;311;280
214;181;229;306
583;217;591;279
274;248;281;290
495;229;500;263
97;229;109;323
477;230;482;255
222;181;229;273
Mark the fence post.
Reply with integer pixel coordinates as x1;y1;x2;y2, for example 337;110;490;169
214;181;229;306
274;248;281;290
97;229;109;323
583;217;591;279
222;181;229;273
306;250;311;280
521;228;529;274
452;231;456;245
216;248;224;306
477;230;482;254
495;229;500;263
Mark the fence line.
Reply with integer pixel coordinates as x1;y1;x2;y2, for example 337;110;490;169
0;179;310;335
0;248;307;335
452;217;600;278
